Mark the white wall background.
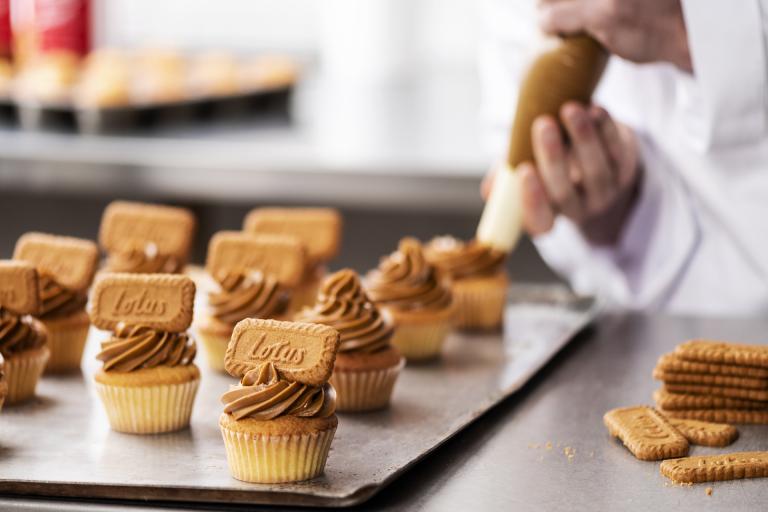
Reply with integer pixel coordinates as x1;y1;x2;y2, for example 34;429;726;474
93;0;481;73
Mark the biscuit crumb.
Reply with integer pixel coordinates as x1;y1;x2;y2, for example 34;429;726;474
706;487;713;496
545;441;553;450
563;446;576;461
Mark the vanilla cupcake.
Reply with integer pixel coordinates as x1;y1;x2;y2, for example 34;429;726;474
75;49;131;108
198;271;289;372
14;233;99;373
297;269;403;411
366;238;454;362
91;273;199;434
0;308;49;404
219;319;340;483
425;236;508;330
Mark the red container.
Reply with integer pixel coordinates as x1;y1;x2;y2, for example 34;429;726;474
34;0;89;56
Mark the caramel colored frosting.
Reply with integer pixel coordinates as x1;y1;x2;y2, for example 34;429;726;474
96;323;196;372
0;309;47;358
366;238;452;312
209;271;289;326
106;244;182;274
38;275;88;319
221;362;336;421
297;269;393;354
425;236;506;279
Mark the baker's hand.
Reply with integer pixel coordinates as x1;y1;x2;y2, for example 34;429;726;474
482;104;641;245
538;0;692;72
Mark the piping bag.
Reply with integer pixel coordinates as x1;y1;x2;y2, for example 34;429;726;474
476;35;608;252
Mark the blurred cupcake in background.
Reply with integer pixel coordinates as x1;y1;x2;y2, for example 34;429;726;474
297;269;403;411
196;231;305;372
0;261;49;405
14;233;99;373
187;51;240;98
425;236;508;330
75;49;131;108
366;238;453;362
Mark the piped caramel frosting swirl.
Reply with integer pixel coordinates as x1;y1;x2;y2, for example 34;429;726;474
0;309;47;358
221;362;336;421
424;236;506;279
366;238;452;312
297;269;393;353
209;271;289;325
38;275;88;319
106;244;182;274
96;323;196;371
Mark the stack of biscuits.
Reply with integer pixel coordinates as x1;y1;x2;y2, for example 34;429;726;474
653;340;768;424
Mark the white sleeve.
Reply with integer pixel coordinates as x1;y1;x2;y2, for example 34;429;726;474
533;134;700;311
680;0;768;148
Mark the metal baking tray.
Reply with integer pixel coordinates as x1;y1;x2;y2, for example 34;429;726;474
0;284;597;507
14;84;292;134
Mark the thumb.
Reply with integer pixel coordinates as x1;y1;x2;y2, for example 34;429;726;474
538;3;590;35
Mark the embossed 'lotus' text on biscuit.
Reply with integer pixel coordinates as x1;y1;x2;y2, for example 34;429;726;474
248;332;306;365
90;274;195;332
224;318;340;386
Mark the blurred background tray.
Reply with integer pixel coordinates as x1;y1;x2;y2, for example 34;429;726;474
0;284;597;508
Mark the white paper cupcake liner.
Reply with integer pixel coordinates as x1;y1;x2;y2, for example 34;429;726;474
391;321;452;362
95;377;200;434
453;283;507;330
5;347;50;405
220;421;336;483
331;358;405;412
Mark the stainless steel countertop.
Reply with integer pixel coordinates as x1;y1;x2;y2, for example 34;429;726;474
0;73;490;212
3;313;768;511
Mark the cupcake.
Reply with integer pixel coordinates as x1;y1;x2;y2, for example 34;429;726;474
198;271;290;372
187;51;240;97
243;207;342;314
91;273;199;434
131;48;186;104
14;233;99;373
425;236;508;330
366;238;454;362
297;269;403;411
196;231;305;372
219;318;340;483
99;201;196;274
0;261;49;405
75;49;131;108
14;51;80;104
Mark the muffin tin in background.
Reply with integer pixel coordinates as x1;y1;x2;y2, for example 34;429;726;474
0;52;297;134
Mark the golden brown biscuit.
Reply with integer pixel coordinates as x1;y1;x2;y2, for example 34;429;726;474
205;231;305;287
676;340;768;369
90;273;195;332
661;452;768;483
656;353;768;379
664;383;768;402
99;201;195;261
224;318;340;386
665;417;738;447
653;388;768;411
13;232;99;292
653;368;768;390
603;406;689;461
660;408;768;425
243;207;341;263
0;261;40;315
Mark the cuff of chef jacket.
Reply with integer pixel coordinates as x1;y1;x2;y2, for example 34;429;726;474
533;134;700;311
680;0;767;148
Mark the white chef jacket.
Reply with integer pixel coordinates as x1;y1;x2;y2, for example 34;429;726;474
479;0;768;316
